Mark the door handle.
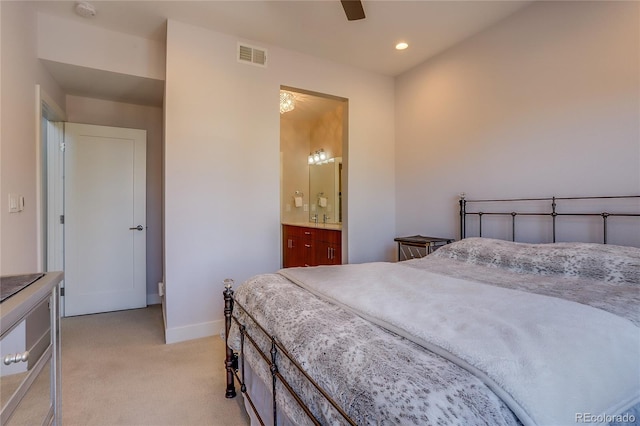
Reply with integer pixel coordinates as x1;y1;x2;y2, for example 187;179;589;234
129;225;144;231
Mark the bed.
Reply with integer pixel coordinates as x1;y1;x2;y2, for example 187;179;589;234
224;195;640;426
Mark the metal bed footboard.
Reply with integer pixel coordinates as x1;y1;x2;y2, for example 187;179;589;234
224;280;356;426
459;194;640;244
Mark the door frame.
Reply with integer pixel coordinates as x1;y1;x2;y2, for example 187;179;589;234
35;85;66;311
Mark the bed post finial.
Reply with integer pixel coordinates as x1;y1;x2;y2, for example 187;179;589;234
459;193;467;240
224;278;234;291
223;278;237;398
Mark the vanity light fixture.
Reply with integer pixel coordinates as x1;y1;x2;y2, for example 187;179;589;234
280;90;296;114
308;149;328;164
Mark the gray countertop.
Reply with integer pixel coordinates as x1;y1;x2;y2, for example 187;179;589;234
0;272;63;338
281;221;342;231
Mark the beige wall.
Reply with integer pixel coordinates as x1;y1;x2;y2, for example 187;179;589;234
65;95;164;302
1;2;65;274
310;105;344;160
281;104;344;224
395;1;640;246
281;118;312;224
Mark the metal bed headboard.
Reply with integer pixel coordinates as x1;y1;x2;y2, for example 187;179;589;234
459;194;640;244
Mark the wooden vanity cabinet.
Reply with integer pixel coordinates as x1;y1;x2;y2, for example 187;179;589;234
283;225;305;268
314;230;341;266
283;225;342;268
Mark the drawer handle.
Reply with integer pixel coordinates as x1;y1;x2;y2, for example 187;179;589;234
305;244;311;248
328;247;335;260
304;232;311;235
3;351;29;365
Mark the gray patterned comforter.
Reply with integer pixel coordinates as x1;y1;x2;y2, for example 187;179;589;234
228;238;640;426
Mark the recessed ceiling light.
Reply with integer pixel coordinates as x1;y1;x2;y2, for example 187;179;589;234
395;42;409;51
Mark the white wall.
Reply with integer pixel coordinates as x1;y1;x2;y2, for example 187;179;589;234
164;20;395;343
65;95;164;303
395;1;640;245
1;2;65;274
37;13;165;80
2;4;163;275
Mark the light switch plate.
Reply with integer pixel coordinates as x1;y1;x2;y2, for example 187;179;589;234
8;194;19;213
8;194;24;213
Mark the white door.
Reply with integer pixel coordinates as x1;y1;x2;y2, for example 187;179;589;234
64;123;146;316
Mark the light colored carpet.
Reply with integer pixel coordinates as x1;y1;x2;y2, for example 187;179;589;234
61;304;250;426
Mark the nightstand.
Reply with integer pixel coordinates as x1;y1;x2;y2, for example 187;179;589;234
394;235;454;261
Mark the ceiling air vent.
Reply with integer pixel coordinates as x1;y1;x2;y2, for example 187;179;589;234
238;43;267;67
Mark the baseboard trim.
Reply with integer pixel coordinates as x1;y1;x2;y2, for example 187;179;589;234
147;293;162;305
164;318;225;344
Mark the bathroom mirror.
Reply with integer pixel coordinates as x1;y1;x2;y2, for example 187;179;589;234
309;158;342;224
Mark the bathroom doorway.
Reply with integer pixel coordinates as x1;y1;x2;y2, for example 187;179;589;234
279;86;348;264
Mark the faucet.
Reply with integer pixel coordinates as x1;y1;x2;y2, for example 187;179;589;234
323;214;330;223
311;214;318;224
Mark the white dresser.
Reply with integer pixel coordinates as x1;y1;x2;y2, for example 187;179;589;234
1;272;63;425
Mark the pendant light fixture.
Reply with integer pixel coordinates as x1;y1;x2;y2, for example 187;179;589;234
280;91;295;114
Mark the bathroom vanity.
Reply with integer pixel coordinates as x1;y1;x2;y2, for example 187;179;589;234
282;223;342;268
1;271;63;425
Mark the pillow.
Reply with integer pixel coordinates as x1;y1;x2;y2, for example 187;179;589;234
431;237;640;284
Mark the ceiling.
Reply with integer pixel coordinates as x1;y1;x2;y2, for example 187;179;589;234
31;0;532;111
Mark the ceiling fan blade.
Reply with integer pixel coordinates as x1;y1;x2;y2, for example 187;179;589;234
340;0;365;21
